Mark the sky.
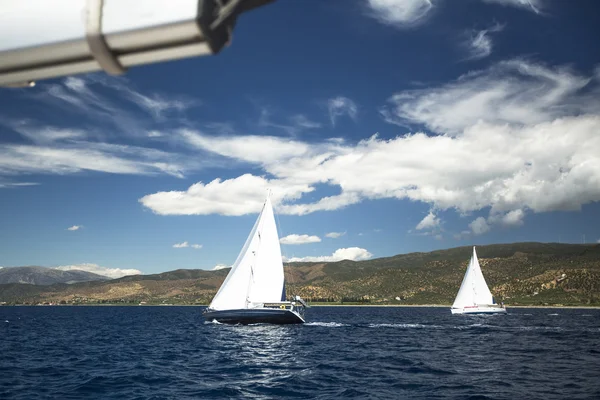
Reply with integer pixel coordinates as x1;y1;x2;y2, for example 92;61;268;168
1;0;599;277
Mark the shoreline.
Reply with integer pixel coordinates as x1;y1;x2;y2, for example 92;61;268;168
4;304;600;309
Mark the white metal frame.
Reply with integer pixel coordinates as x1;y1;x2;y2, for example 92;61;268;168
0;0;274;87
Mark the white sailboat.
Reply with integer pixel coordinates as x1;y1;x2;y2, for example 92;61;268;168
451;246;506;315
203;195;307;324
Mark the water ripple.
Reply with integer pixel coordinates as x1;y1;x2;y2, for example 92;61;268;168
1;306;599;399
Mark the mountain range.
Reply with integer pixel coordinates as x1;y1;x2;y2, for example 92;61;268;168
0;266;108;286
1;242;599;306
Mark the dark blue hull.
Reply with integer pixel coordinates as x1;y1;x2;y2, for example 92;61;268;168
203;307;305;325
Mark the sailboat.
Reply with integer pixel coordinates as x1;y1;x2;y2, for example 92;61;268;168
203;195;307;324
451;246;506;315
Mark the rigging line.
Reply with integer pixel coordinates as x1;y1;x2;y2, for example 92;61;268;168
246;251;256;307
247;204;265;306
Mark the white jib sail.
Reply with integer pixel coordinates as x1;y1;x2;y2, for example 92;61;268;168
452;247;495;309
209;196;285;310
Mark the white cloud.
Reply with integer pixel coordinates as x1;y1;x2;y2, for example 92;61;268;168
463;23;504;60
0;129;190;178
365;0;434;27
61;76;197;122
67;225;82;231
280;234;322;245
10;122;87;144
0;182;39;189
179;128;311;165
212;264;230;270
328;96;358;126
139;60;600;235
325;231;346;238
173;241;202;249
54;263;141;279
469;217;490;235
141;116;600;222
140;174;314;216
285;247;373;263
498;209;525;226
0;76;205;182
33;76;195;139
416;211;440;230
382;59;596;135
481;0;544;14
597;239;600;244
365;0;541;29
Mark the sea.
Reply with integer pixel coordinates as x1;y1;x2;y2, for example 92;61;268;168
1;306;599;399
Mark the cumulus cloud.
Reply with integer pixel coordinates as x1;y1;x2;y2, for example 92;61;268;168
496;209;525;226
326;231;346;239
141;118;600;221
481;0;544;14
140;174;315;216
191;244;203;249
416;211;440;230
463;23;504;60
365;0;435;27
140;60;600;235
67;225;82;231
280;234;322;245
212;264;230;270
469;217;490;235
54;263;141;279
328;96;358;126
285;247;373;263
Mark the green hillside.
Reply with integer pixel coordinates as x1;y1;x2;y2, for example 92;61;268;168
1;242;599;306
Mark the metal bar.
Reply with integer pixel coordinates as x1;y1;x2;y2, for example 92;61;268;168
85;0;126;75
0;0;277;86
0;42;211;86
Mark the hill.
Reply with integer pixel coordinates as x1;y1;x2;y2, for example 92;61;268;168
0;266;109;286
1;242;600;306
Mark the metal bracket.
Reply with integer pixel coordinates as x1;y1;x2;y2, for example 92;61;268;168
85;0;126;75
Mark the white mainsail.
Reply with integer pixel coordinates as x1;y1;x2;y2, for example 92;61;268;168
209;196;285;311
452;246;496;309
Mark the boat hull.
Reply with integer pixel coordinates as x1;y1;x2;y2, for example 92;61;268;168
451;306;507;315
203;307;305;325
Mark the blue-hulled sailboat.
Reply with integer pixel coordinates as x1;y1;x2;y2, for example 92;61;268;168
203;195;307;324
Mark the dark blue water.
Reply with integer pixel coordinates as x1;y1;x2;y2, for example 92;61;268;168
1;306;599;399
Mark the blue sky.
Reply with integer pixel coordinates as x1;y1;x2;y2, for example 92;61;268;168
1;0;600;277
